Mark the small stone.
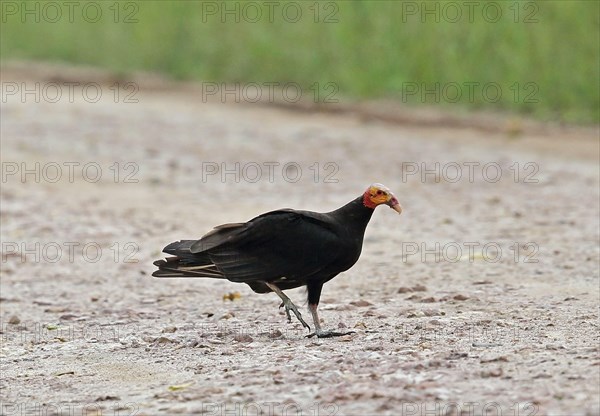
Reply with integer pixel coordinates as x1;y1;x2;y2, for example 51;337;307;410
481;368;503;378
95;395;120;402
154;336;176;344
268;329;283;339
421;297;436;303
423;309;444;317
233;334;253;343
350;300;373;307
447;352;468;360
472;342;502;348
480;356;509;363
366;345;384;351
161;326;177;333
397;287;413;293
453;294;469;301
8;315;20;325
412;284;427;292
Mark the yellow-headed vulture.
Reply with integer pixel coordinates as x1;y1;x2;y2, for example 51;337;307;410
153;183;402;338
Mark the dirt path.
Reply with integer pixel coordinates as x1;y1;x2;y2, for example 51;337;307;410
1;65;599;416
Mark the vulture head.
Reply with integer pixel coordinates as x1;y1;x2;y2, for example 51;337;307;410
363;183;403;214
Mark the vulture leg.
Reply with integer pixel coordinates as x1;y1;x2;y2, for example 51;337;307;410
264;282;311;331
306;303;355;338
306;281;355;338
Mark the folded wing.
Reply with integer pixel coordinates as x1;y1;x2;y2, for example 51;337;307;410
162;209;342;283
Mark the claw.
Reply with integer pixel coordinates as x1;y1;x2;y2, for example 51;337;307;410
278;301;291;321
264;282;311;331
281;298;311;330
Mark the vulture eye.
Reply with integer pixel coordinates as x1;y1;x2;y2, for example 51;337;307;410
377;190;383;195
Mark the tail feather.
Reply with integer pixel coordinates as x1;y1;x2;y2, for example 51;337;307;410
163;240;199;258
152;240;225;279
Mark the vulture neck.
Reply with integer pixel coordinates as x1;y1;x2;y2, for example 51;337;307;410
330;196;375;231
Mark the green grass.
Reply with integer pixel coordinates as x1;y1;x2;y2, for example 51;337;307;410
1;0;598;123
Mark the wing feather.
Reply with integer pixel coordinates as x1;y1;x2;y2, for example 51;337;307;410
156;209;345;284
203;210;343;282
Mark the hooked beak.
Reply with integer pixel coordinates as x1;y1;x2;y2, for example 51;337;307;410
387;196;402;214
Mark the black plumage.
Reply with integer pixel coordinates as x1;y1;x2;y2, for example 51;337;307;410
153;183;402;337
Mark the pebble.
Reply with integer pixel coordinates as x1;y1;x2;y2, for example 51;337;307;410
233;334;253;343
350;300;373;307
161;326;177;333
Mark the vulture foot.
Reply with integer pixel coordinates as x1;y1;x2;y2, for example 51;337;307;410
279;298;311;330
306;330;356;338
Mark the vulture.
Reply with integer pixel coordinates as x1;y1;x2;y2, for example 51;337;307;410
153;183;402;338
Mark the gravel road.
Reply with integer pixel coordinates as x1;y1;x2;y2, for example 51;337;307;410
1;64;599;416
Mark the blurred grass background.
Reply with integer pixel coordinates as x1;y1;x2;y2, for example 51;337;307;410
1;0;598;123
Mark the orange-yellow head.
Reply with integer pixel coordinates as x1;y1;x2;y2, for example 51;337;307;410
362;183;402;214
